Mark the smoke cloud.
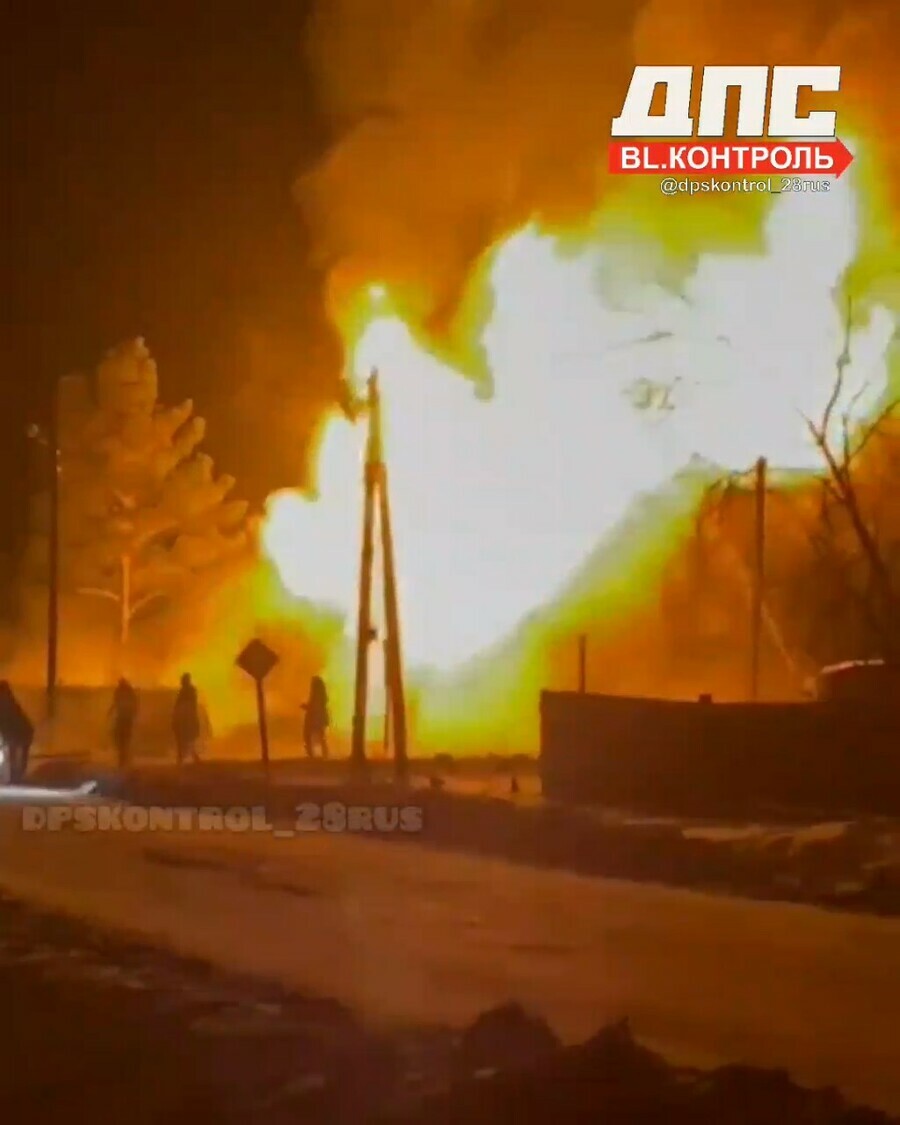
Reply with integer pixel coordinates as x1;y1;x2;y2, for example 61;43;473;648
297;0;898;377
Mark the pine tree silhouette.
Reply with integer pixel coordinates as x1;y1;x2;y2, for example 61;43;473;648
24;339;249;663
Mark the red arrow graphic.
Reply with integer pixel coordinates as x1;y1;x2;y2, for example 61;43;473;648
608;138;854;177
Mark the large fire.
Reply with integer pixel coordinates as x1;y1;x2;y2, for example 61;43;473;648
260;159;896;748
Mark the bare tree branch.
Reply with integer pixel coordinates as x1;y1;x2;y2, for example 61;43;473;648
818;293;852;444
128;592;167;620
800;294;900;659
76;587;120;604
849;398;900;464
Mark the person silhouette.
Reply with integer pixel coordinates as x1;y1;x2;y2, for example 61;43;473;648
0;681;34;784
172;673;202;765
109;678;138;767
302;676;330;758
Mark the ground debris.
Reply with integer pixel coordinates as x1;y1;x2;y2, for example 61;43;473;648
376;1014;898;1125
454;1001;561;1078
0;889;897;1125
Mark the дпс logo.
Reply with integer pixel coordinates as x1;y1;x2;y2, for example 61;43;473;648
608;66;852;177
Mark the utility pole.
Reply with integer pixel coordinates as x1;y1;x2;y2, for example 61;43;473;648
578;634;587;693
351;371;409;782
378;435;408;781
382;639;391;758
28;379;63;726
350;381;378;777
750;456;767;700
46;383;60;722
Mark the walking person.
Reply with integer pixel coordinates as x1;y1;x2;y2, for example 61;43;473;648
0;681;34;785
302;675;330;758
172;672;202;765
109;677;138;768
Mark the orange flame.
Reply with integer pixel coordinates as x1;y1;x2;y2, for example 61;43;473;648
261;157;896;751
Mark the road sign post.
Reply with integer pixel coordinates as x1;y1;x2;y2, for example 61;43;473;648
236;639;279;777
255;678;270;774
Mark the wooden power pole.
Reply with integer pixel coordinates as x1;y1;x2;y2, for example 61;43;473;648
750;456;767;701
351;371;409;782
46;383;60;723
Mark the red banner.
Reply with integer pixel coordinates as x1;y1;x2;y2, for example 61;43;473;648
608;139;853;178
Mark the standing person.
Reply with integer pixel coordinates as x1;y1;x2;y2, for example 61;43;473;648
302;675;330;758
109;678;138;768
172;672;201;765
0;681;34;785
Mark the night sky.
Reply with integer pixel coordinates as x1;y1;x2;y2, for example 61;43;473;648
1;0;339;552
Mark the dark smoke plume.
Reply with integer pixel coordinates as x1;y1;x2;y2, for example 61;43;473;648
296;0;898;384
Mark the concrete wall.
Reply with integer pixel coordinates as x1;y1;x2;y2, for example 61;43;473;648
540;690;900;817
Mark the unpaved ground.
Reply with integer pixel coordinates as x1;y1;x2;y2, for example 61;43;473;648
30;756;900;916
2;786;900;1112
3;891;895;1124
0;891;452;1124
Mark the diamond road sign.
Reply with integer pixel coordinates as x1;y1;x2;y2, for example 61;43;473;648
236;639;279;682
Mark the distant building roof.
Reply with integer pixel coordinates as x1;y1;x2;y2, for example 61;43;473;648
819;659;887;675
